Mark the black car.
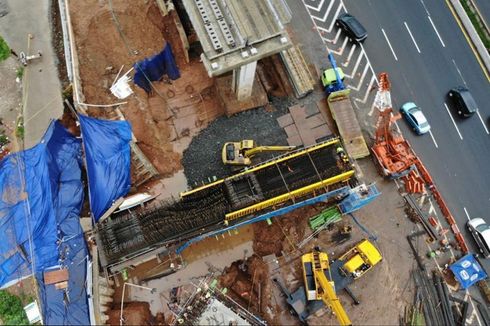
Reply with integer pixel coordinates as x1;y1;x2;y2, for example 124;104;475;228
448;86;477;118
336;13;367;43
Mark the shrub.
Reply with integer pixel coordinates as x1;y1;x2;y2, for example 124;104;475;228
0;36;9;62
0;290;30;325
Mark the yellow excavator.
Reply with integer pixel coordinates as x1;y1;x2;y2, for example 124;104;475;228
302;250;352;326
221;140;296;166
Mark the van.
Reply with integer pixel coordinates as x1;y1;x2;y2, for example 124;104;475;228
448;86;477;118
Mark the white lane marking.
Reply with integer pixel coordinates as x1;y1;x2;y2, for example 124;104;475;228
404;22;421;53
463;207;471;221
348;64;369;91
444;102;463;140
360;43;379;84
342;43;356;67
419;0;430;15
305;0;326;11
323;28;342;43
331;36;349;55
428;130;438;148
452;59;467;87
382;28;398;61
428;15;445;47
418;194;426;206
344;51;364;78
354;75;376;104
476;110;490;134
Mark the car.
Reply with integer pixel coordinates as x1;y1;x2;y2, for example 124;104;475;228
448;86;477;118
467;218;490;258
336;13;367;43
400;102;431;135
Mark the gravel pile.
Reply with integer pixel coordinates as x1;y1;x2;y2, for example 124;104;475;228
182;96;298;186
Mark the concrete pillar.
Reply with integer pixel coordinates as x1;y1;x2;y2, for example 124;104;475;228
232;61;257;101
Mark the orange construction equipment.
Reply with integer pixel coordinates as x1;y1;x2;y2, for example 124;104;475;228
371;72;468;253
371;73;418;179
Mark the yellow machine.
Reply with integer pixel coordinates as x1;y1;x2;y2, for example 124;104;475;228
339;239;382;279
221;140;296;166
302;251;352;326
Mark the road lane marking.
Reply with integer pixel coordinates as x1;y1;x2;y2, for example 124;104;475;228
463;207;471;221
360;43;379;84
428;130;438;148
381;28;398;61
452;59;467;87
476;110;489;134
305;0;326;11
344;50;364;78
323;28;342;43
342;43;356;67
332;36;349;55
419;0;430;15
444;102;463;140
404;22;421;53
444;0;490;82
348;64;369;91
354;75;376;104
427;15;446;47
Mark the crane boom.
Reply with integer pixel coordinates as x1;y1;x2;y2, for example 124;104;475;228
315;268;352;326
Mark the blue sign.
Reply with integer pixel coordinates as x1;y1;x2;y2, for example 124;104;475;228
449;254;487;289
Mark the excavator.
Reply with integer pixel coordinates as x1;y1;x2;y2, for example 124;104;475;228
221;140;296;166
302;250;352;326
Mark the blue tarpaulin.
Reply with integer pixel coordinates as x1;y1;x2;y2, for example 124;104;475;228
134;43;180;93
0;120;90;324
79;114;132;221
449;254;487;289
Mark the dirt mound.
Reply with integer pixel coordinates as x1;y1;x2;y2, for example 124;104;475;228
252;204;325;256
107;301;153;325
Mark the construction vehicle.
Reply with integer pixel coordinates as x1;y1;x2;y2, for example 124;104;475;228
321;52;369;159
339;239;382;279
221;140;296;166
302;250;352;326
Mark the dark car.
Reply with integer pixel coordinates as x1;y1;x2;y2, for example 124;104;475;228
448;86;477;118
336;13;367;43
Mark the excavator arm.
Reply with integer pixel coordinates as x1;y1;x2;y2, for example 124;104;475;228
315;271;352;326
244;145;296;157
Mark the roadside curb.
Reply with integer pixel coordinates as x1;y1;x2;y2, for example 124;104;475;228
449;0;490;77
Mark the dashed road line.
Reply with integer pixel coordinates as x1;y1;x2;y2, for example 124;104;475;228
428;130;438;148
451;59;467;87
404;22;421;53
444;102;463;140
463;207;471;221
476;110;489;134
428;15;446;47
382;28;398;61
419;0;430;15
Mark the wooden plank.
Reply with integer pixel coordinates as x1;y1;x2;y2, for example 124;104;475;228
44;269;69;285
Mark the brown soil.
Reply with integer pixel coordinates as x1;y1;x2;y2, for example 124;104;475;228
252;203;326;256
106;301;153;325
219;255;271;321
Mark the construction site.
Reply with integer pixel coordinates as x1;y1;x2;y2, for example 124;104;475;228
0;0;489;325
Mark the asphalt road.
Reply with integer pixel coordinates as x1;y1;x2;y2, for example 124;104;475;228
344;0;490;270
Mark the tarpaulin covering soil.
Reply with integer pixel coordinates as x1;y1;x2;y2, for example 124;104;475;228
134;43;180;93
79;114;132;221
0;120;90;324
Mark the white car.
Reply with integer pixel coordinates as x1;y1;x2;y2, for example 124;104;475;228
467;218;490;258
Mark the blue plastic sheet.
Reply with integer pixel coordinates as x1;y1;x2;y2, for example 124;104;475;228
78;114;132;221
134;43;180;93
449;254;487;289
0;120;90;324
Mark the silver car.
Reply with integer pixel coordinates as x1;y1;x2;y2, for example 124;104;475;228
467;218;490;258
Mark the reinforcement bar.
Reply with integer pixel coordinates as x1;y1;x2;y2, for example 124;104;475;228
180;137;341;198
225;170;354;221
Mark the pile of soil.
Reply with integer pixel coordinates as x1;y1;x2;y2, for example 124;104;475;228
252;203;325;256
69;1;179;177
107;301;153;325
219;256;270;319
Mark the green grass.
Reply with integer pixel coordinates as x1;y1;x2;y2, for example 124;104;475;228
0;291;30;325
460;0;490;50
16;66;24;79
0;36;10;62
